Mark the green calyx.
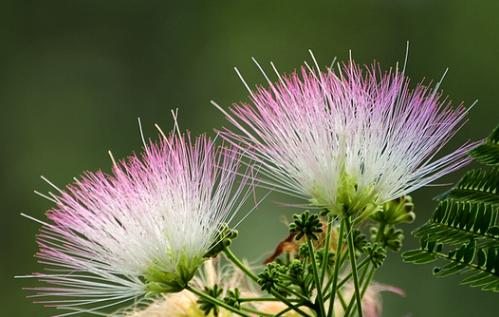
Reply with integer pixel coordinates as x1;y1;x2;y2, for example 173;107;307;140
144;225;238;295
144;253;203;294
371;195;415;225
310;171;380;219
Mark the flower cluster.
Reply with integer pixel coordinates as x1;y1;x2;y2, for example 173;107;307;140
216;60;473;217
19;52;475;317
22;131;249;315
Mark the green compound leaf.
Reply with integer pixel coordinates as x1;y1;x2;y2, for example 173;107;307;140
403;125;499;293
403;239;499;291
470;125;499;167
412;200;499;248
441;168;499;206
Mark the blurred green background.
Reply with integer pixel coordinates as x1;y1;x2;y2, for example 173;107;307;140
1;1;498;316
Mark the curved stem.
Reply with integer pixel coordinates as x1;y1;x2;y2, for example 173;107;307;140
223;248;259;282
327;217;345;317
223;248;311;317
344;216;363;317
186;285;250;317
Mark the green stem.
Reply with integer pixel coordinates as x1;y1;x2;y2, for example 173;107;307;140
343;259;371;317
360;266;376;297
284;287;313;304
186;285;250;317
223;248;259;282
376;222;386;242
344;221;388;317
320;215;334;283
223;248;311;317
322;244;350;296
337;290;348;312
239;297;287;303
326;217;345;317
241;306;275;317
336;257;370;290
344;216;363;317
360;222;386;297
306;237;327;317
276;305;294;316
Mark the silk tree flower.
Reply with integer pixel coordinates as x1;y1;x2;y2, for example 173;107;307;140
215;57;475;217
19;129;252;316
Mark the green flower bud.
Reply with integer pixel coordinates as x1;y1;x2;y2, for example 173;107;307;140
371;195;415;225
289;211;323;240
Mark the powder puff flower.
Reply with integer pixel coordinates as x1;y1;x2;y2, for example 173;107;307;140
215;55;475;217
19;126;252;316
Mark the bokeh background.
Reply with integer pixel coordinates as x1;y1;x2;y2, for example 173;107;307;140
2;1;498;316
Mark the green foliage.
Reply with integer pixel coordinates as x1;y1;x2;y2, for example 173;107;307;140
403;125;499;292
403;238;499;292
470;125;499;167
413;200;499;247
441;168;499;206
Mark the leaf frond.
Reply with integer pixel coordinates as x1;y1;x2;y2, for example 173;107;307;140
470;125;499;167
404;124;499;293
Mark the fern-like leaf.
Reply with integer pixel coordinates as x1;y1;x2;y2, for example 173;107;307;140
442;168;499;206
470;125;499;167
413;200;499;247
403;124;499;293
403;238;499;292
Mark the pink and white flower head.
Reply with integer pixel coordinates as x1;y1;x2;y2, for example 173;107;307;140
20;125;251;316
215;54;475;217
